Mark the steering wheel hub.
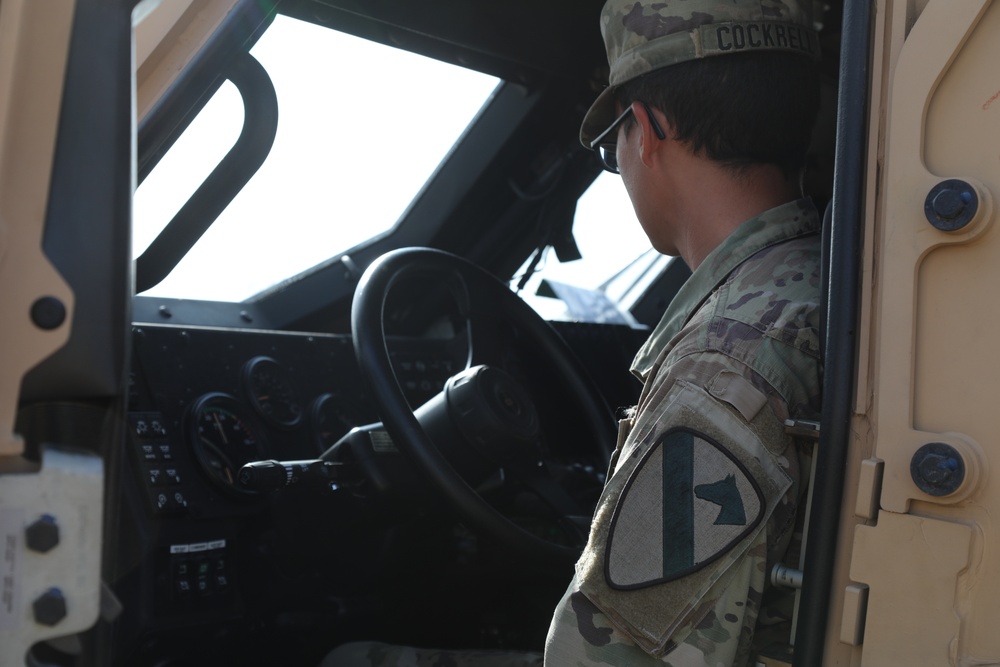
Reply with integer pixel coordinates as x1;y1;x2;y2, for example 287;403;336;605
444;365;540;464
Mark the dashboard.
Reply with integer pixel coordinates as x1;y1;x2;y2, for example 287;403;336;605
127;324;466;515
108;315;643;665
114;323;472;663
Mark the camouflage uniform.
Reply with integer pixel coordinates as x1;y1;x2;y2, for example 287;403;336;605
563;1;822;658
544;199;822;665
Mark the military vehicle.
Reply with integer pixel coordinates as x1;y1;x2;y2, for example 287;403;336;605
0;0;996;665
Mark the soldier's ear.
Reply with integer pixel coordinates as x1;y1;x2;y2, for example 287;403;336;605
633;102;669;169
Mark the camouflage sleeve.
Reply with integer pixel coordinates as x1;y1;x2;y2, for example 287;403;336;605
545;536;766;667
544;349;803;666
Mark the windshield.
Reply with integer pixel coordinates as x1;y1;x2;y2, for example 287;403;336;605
134;14;500;301
135;13;659;318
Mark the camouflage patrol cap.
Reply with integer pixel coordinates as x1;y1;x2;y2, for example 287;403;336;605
580;0;821;146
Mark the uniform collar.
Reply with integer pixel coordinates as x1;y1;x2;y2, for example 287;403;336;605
630;198;820;380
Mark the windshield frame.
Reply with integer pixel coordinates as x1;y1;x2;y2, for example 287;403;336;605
131;1;615;333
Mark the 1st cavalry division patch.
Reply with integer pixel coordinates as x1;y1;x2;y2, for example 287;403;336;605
605;427;764;589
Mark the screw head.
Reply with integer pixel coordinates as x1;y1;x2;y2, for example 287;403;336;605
30;296;67;330
33;588;67;626
25;515;59;553
917;453;957;485
911;442;966;496
925;179;978;231
931;189;965;220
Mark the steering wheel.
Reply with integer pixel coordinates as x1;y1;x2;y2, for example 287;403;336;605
352;247;616;566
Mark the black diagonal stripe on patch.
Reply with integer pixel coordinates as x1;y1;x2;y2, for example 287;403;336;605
605;427;766;590
662;429;694;575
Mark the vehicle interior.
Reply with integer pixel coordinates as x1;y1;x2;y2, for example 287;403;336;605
11;0;854;665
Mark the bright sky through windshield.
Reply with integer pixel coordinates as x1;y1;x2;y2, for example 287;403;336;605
134;13;653;309
135;15;500;301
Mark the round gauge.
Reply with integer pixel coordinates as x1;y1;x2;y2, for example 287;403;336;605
311;393;364;454
242;356;303;429
188;393;267;497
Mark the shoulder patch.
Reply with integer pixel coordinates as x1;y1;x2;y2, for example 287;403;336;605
605;427;764;590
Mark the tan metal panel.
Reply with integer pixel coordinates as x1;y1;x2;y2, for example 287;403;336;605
0;0;76;457
135;0;241;123
871;0;992;516
850;512;972;666
913;0;1000;659
849;0;1000;664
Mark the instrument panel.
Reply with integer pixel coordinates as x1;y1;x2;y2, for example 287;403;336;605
128;324;466;516
115;317;641;664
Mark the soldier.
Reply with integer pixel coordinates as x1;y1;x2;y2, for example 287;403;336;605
544;0;822;664
324;0;822;664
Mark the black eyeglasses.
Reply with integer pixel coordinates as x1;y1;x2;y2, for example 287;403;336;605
589;101;666;174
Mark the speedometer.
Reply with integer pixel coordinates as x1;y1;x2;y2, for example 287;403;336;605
242;356;303;429
188;393;266;497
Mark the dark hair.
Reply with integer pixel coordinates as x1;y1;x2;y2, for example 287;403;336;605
616;51;820;178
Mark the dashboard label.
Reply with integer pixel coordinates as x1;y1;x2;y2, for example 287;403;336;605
370;430;398;454
170;539;226;554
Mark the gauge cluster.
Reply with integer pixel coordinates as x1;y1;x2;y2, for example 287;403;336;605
127;324;465;518
114;321;471;646
128;327;364;515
